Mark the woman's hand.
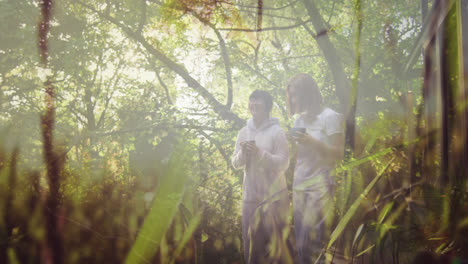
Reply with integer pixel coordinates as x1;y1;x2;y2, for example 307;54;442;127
292;131;315;146
293;131;344;165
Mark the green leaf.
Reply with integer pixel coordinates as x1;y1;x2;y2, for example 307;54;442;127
125;145;189;264
379;201;406;240
7;248;20;264
170;210;202;264
377;202;394;224
327;157;395;249
352;224;364;248
435;242;448;254
201;232;209;243
356;244;375;257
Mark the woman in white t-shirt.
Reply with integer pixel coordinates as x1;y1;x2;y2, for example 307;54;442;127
286;73;344;264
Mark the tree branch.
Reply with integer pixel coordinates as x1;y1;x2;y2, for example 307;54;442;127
262;54;320;64
155;68;173;105
240;62;279;89
197;130;232;171
235;9;303;21
136;0;146;34
96;58;123;129
218;19;311;32
192;13;234;109
301;0;349;112
79;1;245;129
217;0;299;11
97;123;226;137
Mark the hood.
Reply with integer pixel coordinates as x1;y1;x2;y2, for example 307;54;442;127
247;117;280;132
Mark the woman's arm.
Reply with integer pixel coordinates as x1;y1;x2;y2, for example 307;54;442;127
294;131;344;165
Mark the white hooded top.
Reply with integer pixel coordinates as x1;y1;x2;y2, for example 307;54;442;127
232;117;289;203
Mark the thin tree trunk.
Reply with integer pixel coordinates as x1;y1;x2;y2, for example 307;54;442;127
439;0;450;188
38;1;64;263
460;0;468;185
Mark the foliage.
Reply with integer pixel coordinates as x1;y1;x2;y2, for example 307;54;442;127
1;0;467;263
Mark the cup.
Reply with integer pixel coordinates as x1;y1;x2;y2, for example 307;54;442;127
290;127;306;137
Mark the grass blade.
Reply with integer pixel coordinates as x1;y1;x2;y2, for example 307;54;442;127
125;147;189;264
327;157;395;249
170;210;202;264
352;224;364;248
356;244;375;257
379;201;406;240
378;202;394;224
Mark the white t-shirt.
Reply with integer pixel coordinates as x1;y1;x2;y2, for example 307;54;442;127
293;108;343;190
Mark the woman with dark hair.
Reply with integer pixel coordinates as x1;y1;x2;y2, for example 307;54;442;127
286;73;344;264
231;90;290;263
